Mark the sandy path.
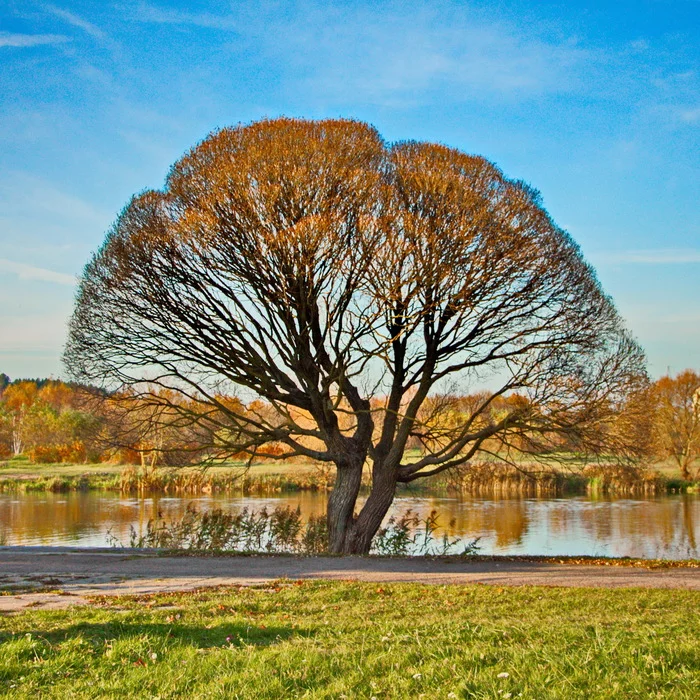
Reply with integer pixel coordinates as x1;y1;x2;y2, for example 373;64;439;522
1;547;698;613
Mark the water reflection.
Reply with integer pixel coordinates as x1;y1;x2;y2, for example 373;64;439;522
0;491;698;560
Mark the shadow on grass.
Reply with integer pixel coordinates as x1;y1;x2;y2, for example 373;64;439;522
0;619;307;651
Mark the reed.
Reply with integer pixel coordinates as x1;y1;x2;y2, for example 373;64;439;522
430;462;581;497
0;462;687;496
0;473;118;493
118;466;335;495
583;463;665;496
426;461;668;497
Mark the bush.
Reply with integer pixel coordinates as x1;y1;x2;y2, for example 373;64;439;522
29;441;86;464
114;505;478;556
117;505;327;554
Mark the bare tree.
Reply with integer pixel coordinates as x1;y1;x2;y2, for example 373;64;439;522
65;118;647;553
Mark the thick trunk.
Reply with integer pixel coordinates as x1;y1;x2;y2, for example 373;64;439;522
342;465;397;555
327;462;363;553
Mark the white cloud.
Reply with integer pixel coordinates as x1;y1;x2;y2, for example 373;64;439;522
43;4;120;53
43;4;108;41
594;249;700;264
269;4;589;106
678;107;700;123
0;258;76;286
132;3;237;30
629;39;649;53
130;2;586;104
0;172;110;230
0;32;69;48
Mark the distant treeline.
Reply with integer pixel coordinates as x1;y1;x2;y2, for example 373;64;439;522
0;371;698;481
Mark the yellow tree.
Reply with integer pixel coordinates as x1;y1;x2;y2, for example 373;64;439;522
1;381;39;455
652;370;700;480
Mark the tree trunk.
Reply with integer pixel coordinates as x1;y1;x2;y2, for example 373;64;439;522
327;462;364;553
11;415;22;456
679;454;691;482
342;464;397;554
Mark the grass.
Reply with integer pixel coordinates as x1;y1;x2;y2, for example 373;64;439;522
0;581;698;698
0;460;326;495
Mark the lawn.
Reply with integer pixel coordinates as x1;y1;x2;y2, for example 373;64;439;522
0;456;320;479
2;453;695;480
1;581;698;698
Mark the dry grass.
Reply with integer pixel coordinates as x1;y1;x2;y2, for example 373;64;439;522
0;456;697;496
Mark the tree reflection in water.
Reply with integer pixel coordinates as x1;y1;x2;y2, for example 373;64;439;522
0;491;698;559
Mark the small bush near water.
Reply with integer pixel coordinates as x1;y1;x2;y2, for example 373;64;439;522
113;505;328;555
112;505;479;556
374;509;481;556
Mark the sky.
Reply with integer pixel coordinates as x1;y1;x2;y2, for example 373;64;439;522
0;0;698;380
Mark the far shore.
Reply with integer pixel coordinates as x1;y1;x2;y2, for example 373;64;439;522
1;456;698;497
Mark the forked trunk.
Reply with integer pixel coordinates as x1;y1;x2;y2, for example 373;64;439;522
327;463;364;553
328;462;397;555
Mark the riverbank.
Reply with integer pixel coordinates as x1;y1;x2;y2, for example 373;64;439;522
0;568;698;698
1;458;697;497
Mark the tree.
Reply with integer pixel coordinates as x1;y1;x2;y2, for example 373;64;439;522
64;118;647;553
97;389;211;467
1;380;39;456
651;370;700;480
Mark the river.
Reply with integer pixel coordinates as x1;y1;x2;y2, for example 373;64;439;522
0;491;698;559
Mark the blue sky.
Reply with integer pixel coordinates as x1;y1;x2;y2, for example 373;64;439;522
0;0;698;380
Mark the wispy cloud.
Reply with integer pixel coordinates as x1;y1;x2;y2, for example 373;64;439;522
43;4;108;41
678;107;700;123
132;3;237;30
594;249;700;264
0;172;110;229
0;32;69;48
0;258;76;286
42;3;121;55
129;2;585;104
257;4;589;107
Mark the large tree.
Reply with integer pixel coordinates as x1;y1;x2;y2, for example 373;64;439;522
65;118;647;553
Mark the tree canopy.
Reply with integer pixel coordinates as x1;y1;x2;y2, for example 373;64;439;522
65;117;647;553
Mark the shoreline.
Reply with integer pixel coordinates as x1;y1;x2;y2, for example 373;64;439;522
1;462;698;497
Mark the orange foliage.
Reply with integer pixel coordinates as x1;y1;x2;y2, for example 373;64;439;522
29;441;87;464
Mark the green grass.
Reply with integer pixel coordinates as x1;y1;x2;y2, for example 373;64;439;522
0;459;322;482
0;582;698;698
0;458;306;478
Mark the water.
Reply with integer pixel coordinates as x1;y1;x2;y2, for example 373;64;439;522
0;491;698;559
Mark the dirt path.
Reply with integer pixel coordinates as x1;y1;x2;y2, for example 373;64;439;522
1;547;698;613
